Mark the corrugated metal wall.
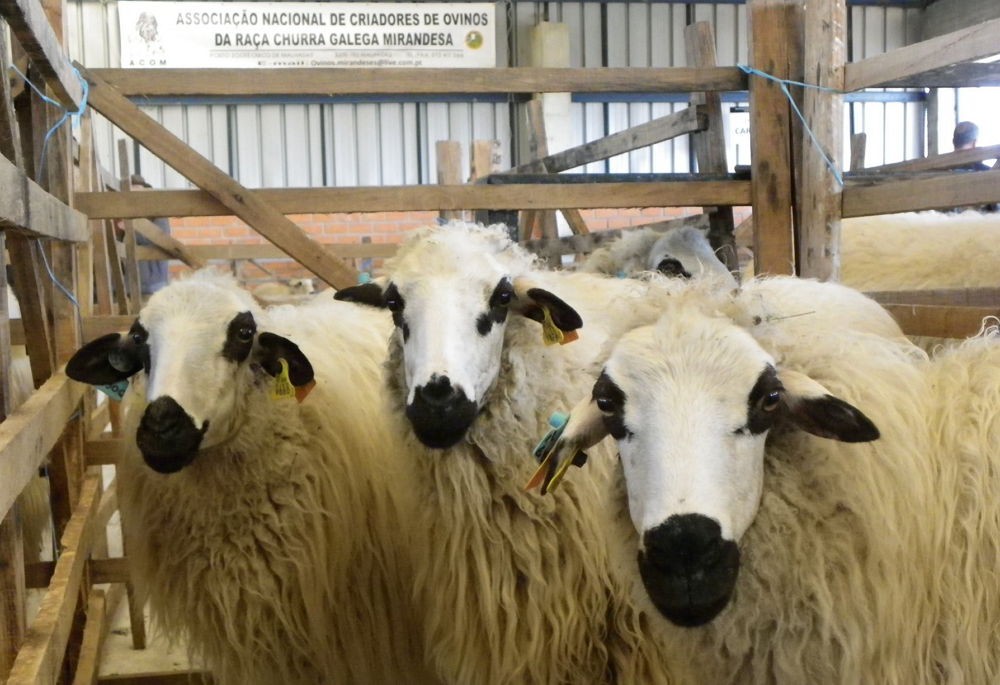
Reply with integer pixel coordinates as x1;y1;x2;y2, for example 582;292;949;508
66;0;924;189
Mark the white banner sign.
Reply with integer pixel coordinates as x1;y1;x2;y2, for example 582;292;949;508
118;1;496;68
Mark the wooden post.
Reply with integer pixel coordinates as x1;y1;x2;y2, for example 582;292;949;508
117;139;143;313
926;88;939;157
685;22;738;275
849;133;867;173
471;140;515;229
798;0;846;280
748;0;797;276
436;140;463;222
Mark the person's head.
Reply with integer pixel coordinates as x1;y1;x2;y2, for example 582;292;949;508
953;121;979;150
130;173;153;191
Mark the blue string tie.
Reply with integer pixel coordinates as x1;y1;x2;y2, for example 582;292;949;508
8;64;90;177
738;64;844;188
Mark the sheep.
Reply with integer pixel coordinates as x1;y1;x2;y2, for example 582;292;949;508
581;224;737;288
251;277;316;305
535;277;1000;683
334;220;691;684
840;209;1000;291
65;270;435;685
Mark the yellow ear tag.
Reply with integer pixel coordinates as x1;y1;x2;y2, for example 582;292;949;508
270;358;296;401
540;306;564;346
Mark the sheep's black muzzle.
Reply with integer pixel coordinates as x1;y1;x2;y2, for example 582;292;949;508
406;375;478;449
638;513;740;627
136;396;208;473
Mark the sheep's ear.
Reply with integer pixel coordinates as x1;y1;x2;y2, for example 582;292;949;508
334;282;386;308
511;278;583;334
66;333;143;385
255;332;314;387
778;369;880;443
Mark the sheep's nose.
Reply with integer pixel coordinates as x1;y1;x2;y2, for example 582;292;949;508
136;396;207;474
415;375;459;406
406;375;478;449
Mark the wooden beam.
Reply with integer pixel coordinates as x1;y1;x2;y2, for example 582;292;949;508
797;0;846;280
0;503;27;680
0;153;88;241
84;438;123;466
866;287;1000;308
748;0;797;276
7;236;56;386
436;141;463;222
97;672;214;685
130;219;204;268
69;590;105;685
136;242;398;262
685;22;737;275
87;557;128;586
117;141;143;313
877;62;1000;88
510;106;705;176
76;182;753;220
849;133;867;172
521;214;710;260
844;17;1000;91
7;475;101;685
856;144;1000;175
89;67;748;97
0;0;83;107
920;0;1000;41
0;373;84;521
80;66;359;289
883;304;1000;339
843;169;1000;216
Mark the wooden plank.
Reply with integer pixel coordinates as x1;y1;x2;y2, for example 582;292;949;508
797;0;846;280
131;219;204;269
88;558;128;586
878;62;1000;88
105;223;130;316
866;287;1000;308
7;475;101;685
0;0;83;107
926;89;939;157
856;144;1000;175
69;590;105;685
0;153;89;241
135;242;398;262
843;169;1000;217
0;24;25;168
522;99;557;241
510;106;705;176
90;67;748;97
748;0;796;276
0;373;84;521
849;133;867;173
884;304;1000;339
84;438;123;467
470;140;502;182
0;503;27;680
81;316;132;343
0;235;12;418
80;66;359;290
98;672;214;685
7;236;55;386
436;141;463;222
117;141;143;313
76;182;754;219
685;22;737;275
521;214;710;260
844;17;1000;91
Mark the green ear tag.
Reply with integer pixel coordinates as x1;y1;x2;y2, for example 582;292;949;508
96;379;129;401
270;359;295;401
541;306;565;346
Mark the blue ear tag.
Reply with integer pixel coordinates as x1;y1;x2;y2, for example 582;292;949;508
96;379;129;401
358;272;372;284
616;270;627;279
532;412;569;462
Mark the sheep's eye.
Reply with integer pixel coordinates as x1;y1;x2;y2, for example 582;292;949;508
237;326;254;343
129;324;148;345
596;396;617;413
496;290;513;306
385;297;403;313
131;332;144;345
760;391;781;412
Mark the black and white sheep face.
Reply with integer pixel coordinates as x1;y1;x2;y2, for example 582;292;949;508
540;310;879;627
67;277;313;474
335;223;582;450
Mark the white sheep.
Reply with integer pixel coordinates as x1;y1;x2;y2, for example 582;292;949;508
537;277;1000;683
335;221;699;684
582;224;737;287
251;277;316;305
66;271;435;685
840;209;1000;291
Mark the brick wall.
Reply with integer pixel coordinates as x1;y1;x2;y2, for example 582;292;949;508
167;206;751;285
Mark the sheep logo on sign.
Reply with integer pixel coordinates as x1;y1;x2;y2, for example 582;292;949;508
130;11;166;65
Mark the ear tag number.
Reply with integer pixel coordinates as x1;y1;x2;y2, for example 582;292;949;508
270;359;296;401
96;379;129;402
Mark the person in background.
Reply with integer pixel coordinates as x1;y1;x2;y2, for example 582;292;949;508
130;173;171;295
952;121;991;171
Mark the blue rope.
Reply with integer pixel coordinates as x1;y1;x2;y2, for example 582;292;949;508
738;64;844;187
35;240;84;338
8;64;90;177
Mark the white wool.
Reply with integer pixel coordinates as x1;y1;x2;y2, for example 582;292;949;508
585;277;1000;682
841;210;1000;291
382;221;680;684
116;271;436;685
